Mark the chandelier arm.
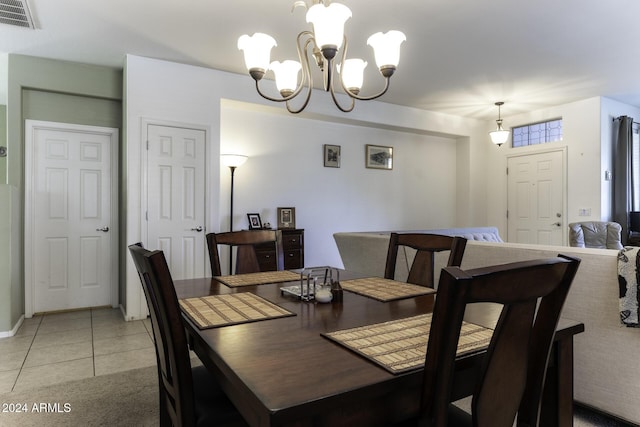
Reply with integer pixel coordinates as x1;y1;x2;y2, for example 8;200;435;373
285;34;317;114
343;78;391;101
254;80;292;103
329;78;356;112
336;34;391;101
328;56;354;111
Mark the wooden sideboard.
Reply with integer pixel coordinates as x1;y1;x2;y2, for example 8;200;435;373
255;228;304;270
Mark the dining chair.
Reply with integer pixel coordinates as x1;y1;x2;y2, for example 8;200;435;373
384;233;467;288
206;230;284;276
414;255;580;427
128;243;247;427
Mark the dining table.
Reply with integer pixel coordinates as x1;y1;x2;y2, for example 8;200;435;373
174;269;585;427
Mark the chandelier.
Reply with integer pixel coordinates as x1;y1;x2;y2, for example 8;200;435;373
489;101;510;146
237;1;406;114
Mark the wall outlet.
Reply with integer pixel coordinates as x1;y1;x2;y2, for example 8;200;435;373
578;208;591;216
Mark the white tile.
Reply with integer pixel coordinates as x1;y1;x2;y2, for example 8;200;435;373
0;369;19;393
94;347;156;376
13;322;39;338
13;358;94;392
0;348;28;372
92;321;146;340
91;307;123;320
31;327;92;349
24;341;93;368
0;335;34;354
41;310;91;323
93;332;154;356
36;317;91;334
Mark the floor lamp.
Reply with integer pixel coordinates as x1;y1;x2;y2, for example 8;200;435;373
221;154;248;274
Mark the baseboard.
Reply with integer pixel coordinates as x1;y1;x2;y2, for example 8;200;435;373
0;314;24;338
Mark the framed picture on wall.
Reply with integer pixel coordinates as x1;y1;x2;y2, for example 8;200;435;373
247;213;262;230
365;144;393;170
324;144;341;168
277;207;296;229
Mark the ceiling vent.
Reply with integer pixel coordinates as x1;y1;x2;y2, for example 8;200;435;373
0;0;35;29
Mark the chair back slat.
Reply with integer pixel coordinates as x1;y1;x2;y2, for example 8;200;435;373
129;244;196;427
385;233;467;288
419;255;580;427
206;230;284;276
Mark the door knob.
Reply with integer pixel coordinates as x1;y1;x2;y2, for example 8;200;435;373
191;226;203;232
551;222;561;227
96;226;109;232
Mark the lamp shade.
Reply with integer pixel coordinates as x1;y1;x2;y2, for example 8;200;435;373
306;2;351;51
338;59;367;91
221;154;248;168
489;123;510;146
237;33;277;72
270;60;302;95
367;30;406;68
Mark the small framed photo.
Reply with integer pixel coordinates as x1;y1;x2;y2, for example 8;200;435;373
247;213;262;230
277;207;296;229
324;144;341;168
365;144;393;170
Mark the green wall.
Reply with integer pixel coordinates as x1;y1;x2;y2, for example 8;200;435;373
0;54;122;333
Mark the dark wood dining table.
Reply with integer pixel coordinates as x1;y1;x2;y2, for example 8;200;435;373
174;272;585;427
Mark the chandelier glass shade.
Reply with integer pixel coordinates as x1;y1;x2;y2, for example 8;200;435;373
489;102;510;146
237;1;406;113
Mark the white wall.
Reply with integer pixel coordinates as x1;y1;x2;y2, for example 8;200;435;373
483;96;629;240
124;55;486;319
220;101;459;268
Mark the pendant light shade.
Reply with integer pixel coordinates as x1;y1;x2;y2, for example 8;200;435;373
306;2;352;56
489;102;510;146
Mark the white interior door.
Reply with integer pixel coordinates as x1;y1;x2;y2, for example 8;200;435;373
26;120;118;314
507;150;565;245
146;124;206;280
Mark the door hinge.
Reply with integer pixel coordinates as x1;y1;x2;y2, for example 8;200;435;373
506;167;509;175
145;211;148;221
506;210;509;219
146;140;149;150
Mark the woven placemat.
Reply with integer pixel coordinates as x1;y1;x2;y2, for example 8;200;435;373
215;270;300;287
322;313;493;374
340;277;436;302
179;293;295;329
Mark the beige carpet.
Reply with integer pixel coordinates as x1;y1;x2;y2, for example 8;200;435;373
0;366;158;426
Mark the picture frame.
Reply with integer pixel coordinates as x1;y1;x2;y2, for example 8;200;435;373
247;213;263;230
365;144;393;170
323;144;341;168
277;207;296;229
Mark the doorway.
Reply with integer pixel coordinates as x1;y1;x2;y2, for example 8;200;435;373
25;120;119;315
143;123;207;280
507;149;566;245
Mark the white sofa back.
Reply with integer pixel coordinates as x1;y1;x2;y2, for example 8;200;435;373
334;233;640;425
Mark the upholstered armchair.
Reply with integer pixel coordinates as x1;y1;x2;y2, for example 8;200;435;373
568;221;623;250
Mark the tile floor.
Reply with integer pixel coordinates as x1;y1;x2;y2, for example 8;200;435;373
0;308;635;426
0;307;156;393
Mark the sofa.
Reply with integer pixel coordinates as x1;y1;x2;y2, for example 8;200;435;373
568;221;624;250
333;231;640;425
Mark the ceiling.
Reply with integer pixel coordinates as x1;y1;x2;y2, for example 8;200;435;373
1;0;640;119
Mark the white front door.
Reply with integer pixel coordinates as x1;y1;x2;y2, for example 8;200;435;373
145;124;207;280
507;150;565;245
26;121;118;314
